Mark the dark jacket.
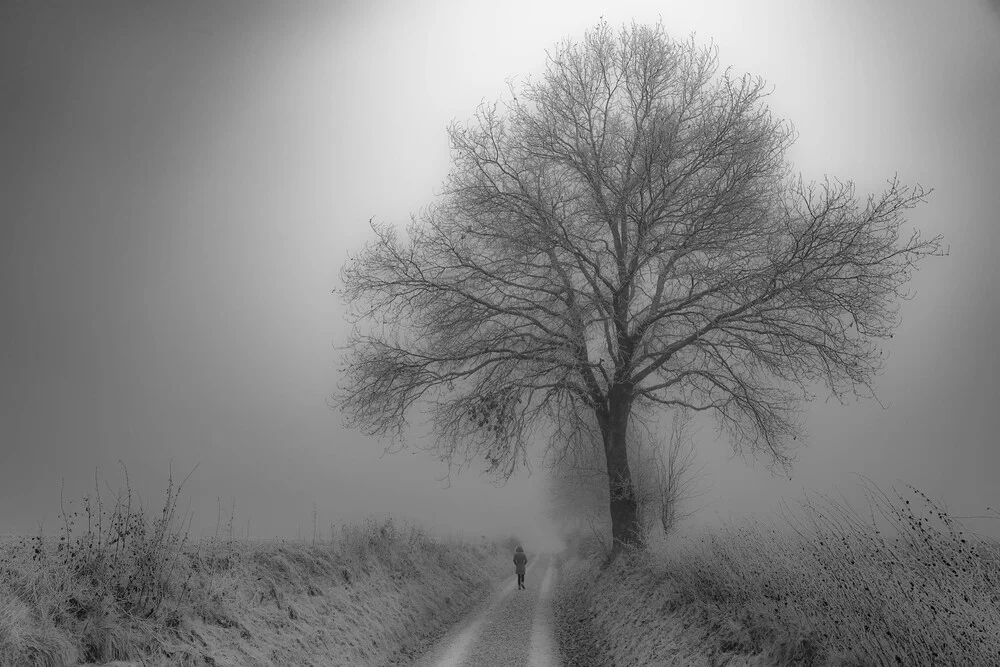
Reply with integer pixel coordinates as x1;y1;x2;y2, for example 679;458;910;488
513;546;527;574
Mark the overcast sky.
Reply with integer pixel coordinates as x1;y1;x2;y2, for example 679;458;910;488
1;0;998;549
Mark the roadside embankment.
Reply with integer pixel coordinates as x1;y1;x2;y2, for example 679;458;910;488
552;482;1000;666
551;549;768;667
0;516;513;666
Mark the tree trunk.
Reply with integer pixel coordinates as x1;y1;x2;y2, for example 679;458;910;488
599;386;642;564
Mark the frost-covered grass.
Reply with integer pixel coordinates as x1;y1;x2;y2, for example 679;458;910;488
554;478;1000;666
0;468;510;666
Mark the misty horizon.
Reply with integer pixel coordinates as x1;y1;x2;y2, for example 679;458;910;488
1;0;998;555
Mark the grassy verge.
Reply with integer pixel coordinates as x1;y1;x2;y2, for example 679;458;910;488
0;467;512;666
553;477;1000;666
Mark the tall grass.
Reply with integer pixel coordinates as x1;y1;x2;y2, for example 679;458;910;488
1;462;195;665
657;476;1000;665
0;466;507;666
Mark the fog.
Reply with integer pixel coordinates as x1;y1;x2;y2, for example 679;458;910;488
1;0;997;551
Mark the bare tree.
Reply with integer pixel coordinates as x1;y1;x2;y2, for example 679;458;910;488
546;409;705;557
652;411;707;536
335;21;945;561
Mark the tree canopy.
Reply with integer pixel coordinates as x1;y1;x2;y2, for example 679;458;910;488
335;21;944;552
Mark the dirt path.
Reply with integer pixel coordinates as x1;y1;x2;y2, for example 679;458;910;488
410;553;560;667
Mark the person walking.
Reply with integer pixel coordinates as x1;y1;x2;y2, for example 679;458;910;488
513;545;528;589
